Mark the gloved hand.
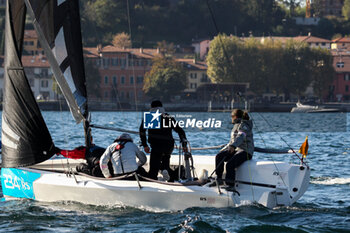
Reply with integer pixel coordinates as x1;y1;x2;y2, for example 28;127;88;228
144;146;150;153
181;139;188;152
228;145;235;154
181;139;188;148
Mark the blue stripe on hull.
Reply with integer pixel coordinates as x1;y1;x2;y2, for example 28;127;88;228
1;168;41;199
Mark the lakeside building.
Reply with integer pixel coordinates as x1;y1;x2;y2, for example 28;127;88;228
84;46;157;104
1;29;350;104
177;58;210;99
0;55;56;101
313;0;344;18
331;37;350;51
330;51;350;101
23;30;45;56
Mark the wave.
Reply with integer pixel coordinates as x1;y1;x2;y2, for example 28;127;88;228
311;177;350;185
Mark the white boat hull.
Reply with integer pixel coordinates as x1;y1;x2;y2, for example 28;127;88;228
291;102;339;113
1;156;310;211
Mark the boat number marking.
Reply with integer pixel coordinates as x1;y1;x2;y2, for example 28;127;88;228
200;197;215;204
3;174;30;190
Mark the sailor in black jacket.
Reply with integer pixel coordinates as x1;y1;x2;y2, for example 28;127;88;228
139;100;187;180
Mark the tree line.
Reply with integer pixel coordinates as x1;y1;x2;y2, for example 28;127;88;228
206;34;335;100
2;1;350;54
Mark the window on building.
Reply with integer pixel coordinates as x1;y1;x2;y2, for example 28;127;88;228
96;59;101;67
337;62;344;68
41;80;49;88
130;76;134;84
41;68;48;76
104;76;109;84
121;59;126;67
113;76;117;85
103;58;109;68
137;76;143;84
321;42;326;46
201;73;208;82
121;76;125;84
190;83;197;89
344;74;350;81
112;58;118;66
346;85;349;92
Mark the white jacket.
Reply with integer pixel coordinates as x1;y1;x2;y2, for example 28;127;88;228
99;142;147;178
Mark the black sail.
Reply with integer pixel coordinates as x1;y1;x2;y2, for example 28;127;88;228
1;0;56;168
24;0;88;123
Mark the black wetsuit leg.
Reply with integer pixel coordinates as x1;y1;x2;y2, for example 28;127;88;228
215;150;231;179
225;151;252;186
148;145;173;180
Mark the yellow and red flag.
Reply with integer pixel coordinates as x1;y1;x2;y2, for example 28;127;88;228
299;136;309;158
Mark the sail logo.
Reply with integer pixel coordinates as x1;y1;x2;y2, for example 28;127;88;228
1;168;41;199
143;110;162;129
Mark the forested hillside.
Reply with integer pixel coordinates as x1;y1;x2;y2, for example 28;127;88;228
1;1;350;52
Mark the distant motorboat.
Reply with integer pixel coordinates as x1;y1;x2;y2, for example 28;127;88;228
291;102;340;113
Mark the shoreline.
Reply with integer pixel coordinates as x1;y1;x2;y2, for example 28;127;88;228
1;101;349;112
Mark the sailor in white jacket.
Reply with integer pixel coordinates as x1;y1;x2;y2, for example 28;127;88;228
100;133;147;178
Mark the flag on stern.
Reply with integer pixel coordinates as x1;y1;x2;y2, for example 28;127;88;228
299;136;309;158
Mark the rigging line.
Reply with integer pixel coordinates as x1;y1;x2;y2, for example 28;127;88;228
250;113;288;188
256;112;307;166
57;83;70;172
126;0;138;111
206;0;234;81
90;124;181;141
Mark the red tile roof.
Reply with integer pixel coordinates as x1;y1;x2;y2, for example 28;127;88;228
21;55;50;67
293;36;331;43
332;37;350;43
240;36;331;44
176;58;207;70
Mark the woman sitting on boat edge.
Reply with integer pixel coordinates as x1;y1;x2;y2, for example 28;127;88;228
213;109;254;190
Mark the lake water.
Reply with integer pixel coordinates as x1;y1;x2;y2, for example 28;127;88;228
0;111;349;232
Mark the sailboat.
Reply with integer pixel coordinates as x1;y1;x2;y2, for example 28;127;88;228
0;0;310;211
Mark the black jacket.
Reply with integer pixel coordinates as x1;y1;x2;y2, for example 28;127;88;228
139;112;186;148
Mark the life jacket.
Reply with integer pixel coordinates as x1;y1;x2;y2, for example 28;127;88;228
111;141;128;174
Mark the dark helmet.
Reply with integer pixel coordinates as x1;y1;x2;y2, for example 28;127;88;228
114;133;133;143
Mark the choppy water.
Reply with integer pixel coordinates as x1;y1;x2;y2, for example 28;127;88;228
1;111;350;232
